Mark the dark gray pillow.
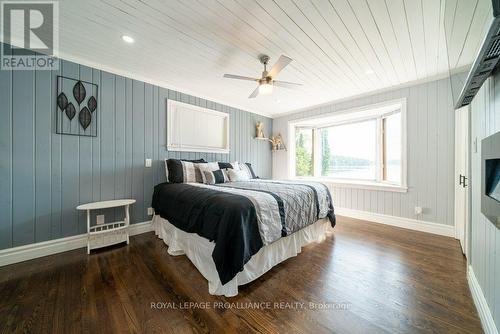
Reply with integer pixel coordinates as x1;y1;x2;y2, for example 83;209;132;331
166;158;206;183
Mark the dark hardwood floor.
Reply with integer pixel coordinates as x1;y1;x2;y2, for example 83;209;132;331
0;216;482;334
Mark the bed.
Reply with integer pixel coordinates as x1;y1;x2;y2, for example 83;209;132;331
151;177;335;297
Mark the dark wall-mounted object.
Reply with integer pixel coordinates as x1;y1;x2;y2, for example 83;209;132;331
455;0;500;108
481;130;500;229
56;76;98;136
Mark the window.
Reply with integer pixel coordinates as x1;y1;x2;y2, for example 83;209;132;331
295;127;313;177
319;120;377;180
289;99;407;191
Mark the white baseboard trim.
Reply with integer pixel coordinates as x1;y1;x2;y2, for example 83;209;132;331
468;266;499;334
129;220;154;236
335;207;455;237
0;220;153;267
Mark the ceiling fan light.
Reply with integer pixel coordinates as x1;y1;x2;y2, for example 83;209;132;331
258;83;273;95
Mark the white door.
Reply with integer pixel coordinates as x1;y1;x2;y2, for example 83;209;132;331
454;106;469;256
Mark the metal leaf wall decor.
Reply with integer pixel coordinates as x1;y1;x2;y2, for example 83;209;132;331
57;92;68;111
56;76;98;137
73;81;86;105
87;96;97;113
79;107;91;130
65;102;76;120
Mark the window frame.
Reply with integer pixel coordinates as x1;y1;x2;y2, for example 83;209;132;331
288;98;407;193
293;126;315;177
380;110;403;186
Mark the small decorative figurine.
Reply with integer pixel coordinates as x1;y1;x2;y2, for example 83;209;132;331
256;121;265;139
268;134;286;151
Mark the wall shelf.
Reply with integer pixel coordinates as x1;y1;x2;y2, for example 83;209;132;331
254;137;287;152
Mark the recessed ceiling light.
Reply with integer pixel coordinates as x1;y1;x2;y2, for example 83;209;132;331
365;69;374;75
121;35;134;43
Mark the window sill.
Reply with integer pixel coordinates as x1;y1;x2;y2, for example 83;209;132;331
292;177;408;193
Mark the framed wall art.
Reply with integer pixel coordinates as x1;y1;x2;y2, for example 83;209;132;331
56;76;98;137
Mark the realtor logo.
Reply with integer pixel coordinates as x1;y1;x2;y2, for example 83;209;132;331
1;1;58;70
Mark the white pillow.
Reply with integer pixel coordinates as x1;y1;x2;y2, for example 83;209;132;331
227;169;250;182
230;161;241;170
196;162;220;183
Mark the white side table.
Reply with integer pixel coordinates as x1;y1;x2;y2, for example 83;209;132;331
76;199;136;254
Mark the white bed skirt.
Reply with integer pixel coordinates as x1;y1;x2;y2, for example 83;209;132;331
152;215;330;297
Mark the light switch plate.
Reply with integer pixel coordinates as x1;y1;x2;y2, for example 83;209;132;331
96;214;105;225
145;159;152;168
147;207;154;216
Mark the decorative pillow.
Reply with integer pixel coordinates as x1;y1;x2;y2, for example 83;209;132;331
196;162;220;183
165;158;206;183
227;169;250;182
202;169;228;185
238;162;257;179
217;161;240;170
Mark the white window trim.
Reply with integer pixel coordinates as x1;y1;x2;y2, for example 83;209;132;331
288;98;407;193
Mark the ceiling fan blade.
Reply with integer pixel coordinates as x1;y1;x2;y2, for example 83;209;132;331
268;55;292;78
223;74;259;81
273;80;302;89
248;86;259;98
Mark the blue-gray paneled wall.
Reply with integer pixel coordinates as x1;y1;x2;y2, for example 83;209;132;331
273;76;456;226
470;74;500;329
0;56;272;250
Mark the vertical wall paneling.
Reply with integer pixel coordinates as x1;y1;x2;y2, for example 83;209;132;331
91;68;101;203
125;78;133;202
35;66;52;241
12;62;35;246
50;59;62;240
436;79;448;227
144;84;154;220
152;86;159;187
273;76;456;226
0;48;272;250
470;74;500;329
157;88;168;183
100;72;116;223
0;55;12;249
416;83;428;221
60;61;80;237
115;75;127;217
79;66;94;234
132;80;145;224
427;80;438;223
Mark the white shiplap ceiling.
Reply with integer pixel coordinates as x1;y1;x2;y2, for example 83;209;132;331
50;1;495;116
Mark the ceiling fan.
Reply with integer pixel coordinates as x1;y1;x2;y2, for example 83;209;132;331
223;54;302;98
